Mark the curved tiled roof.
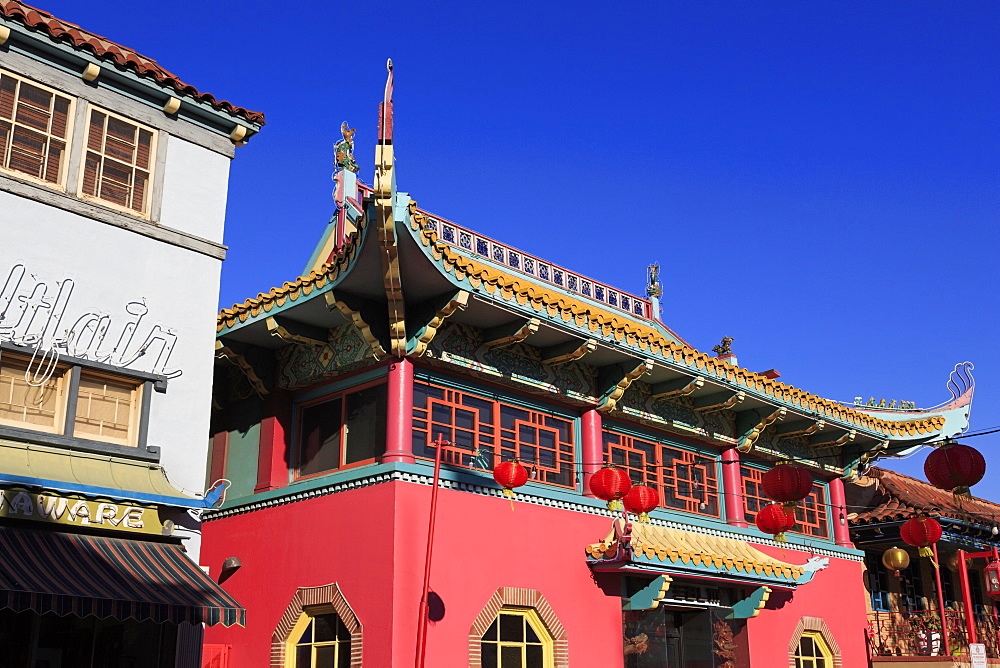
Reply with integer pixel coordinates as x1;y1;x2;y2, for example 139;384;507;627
0;1;265;125
849;467;999;527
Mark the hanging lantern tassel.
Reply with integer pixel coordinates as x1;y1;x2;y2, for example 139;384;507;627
493;459;529;511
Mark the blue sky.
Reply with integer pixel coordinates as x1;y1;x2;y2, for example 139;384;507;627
39;1;999;500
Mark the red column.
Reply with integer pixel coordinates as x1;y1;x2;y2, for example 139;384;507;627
722;447;748;528
383;358;415;464
828;477;853;547
255;390;292;492
581;409;603;497
932;543;952;656
208;430;228;485
958;549;978;644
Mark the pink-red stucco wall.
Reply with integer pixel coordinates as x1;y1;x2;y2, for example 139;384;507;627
202;479;870;666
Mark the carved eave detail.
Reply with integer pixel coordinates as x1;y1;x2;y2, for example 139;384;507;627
542;339;597;366
482;318;540;349
215;341;269;396
265;316;327;347
598;358;654;412
775;419;826;440
694;390;745;414
324;292;388;360
809;429;856;452
649;376;704;400
736;407;787;453
410;290;470;356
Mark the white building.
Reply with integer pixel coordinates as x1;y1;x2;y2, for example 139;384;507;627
0;2;263;665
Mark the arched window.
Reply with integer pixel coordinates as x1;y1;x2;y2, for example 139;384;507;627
787;617;842;668
469;587;568;668
272;584;362;667
288;611;352;667
480;607;551;668
793;631;833;668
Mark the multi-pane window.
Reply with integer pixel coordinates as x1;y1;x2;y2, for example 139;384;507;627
412;381;575;488
793;631;833;668
900;558;925;612
296;383;387;478
0;352;144;447
742;466;829;538
81;108;155;214
291;613;351;668
865;553;890;612
0;354;66;433
480;609;551;668
0;70;72;185
602;429;719;517
75;372;140;446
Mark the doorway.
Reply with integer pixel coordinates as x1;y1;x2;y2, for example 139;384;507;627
623;605;721;668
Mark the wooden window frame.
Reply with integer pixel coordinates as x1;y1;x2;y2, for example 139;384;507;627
469;588;568;668
272;583;362;668
0;68;74;190
292;380;387;481
412;380;577;489
74;369;143;447
479;608;553;668
742;465;830;539
787;617;842;668
0;353;69;434
602;426;721;518
78;105;157;218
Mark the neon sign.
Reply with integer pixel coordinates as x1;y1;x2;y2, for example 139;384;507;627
0;263;180;380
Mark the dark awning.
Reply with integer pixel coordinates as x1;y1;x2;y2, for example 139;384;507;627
0;526;244;627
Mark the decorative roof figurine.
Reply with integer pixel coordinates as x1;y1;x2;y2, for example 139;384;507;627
646;264;662;298
713;336;734;357
334;122;360;173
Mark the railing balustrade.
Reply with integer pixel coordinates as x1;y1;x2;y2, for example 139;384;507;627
868;610;1000;659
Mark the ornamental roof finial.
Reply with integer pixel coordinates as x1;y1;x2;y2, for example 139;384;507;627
646;264;662;299
712;336;734;357
379;58;394;145
334;122;359;174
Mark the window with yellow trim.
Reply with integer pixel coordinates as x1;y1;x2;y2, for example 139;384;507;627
481;608;553;668
794;631;833;668
287;610;352;668
0;354;67;433
74;371;141;447
80;107;155;215
0;69;73;187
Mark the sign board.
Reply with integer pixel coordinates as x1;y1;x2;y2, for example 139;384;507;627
970;643;987;668
0;486;170;536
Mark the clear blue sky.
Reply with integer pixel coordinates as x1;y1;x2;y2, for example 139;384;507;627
40;1;999;498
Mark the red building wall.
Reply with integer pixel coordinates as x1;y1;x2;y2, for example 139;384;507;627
203;478;867;666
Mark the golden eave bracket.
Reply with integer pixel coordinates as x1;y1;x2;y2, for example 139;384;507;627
809;428;856;451
649;375;704;400
265;316;328;347
481;317;540;349
736;407;787;453
693;390;746;413
214;341;269;396
324;291;389;360
408;290;470;356
541;338;597;366
598;358;654;412
775;419;826;440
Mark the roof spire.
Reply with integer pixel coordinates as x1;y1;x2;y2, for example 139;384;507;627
378;58;394;146
646;263;662;321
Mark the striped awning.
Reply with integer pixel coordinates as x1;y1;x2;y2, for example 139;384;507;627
0;526;245;627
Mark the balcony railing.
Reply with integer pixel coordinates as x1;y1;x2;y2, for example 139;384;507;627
417;211;653;320
868;610;1000;659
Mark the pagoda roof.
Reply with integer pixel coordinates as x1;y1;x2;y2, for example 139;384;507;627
847;466;999;529
0;1;265;125
216;69;972;466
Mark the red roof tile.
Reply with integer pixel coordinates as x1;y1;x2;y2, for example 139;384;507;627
0;1;265;125
848;467;999;527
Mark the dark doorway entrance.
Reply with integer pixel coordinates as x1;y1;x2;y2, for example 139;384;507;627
623;605;721;668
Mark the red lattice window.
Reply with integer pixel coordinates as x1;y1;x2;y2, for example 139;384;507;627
741;466;828;538
602;430;720;517
0;70;71;186
412;381;575;488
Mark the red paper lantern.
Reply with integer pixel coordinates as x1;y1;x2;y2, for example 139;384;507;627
900;516;942;560
761;463;813;506
590;466;633;510
755;503;797;543
624;484;660;522
493;459;529;499
924;442;986;496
